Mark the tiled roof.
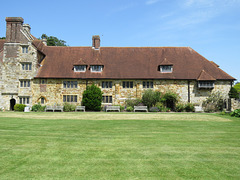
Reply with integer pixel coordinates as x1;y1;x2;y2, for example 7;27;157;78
35;46;235;80
197;70;216;81
0;39;5;52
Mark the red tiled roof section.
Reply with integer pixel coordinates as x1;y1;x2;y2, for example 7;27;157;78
0;39;5;51
197;70;216;81
32;40;46;55
35;46;235;80
159;57;173;65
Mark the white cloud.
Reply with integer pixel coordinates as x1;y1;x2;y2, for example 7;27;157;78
146;0;160;5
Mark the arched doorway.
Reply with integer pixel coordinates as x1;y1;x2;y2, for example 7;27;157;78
10;99;16;111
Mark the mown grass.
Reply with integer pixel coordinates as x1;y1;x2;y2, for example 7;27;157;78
0;112;240;179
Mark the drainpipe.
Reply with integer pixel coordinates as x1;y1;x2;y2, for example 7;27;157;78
188;80;190;103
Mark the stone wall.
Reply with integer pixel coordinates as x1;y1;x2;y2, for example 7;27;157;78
231;99;240;111
31;79;232;107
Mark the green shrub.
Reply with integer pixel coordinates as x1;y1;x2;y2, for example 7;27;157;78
161;91;179;111
149;107;159;112
63;103;76;112
176;103;185;112
82;84;103;111
114;105;125;112
125;98;142;108
230;109;240;117
126;106;133;112
32;103;46;112
14;104;26;111
155;102;169;112
202;92;224;112
142;89;161;109
185;103;195;112
229;87;239;99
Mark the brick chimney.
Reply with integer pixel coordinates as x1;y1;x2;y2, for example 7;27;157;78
5;17;24;43
92;35;100;49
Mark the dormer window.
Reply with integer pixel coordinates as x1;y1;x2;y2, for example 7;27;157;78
198;81;214;89
91;65;103;72
74;65;86;72
159;65;173;73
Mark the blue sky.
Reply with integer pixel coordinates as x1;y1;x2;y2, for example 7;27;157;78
1;0;239;81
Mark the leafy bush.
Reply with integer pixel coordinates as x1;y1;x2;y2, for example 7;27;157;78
63;103;76;112
202;92;225;112
155;102;169;112
142;89;161;109
14;104;26;111
176;103;185;112
114;105;125;112
185;103;195;112
126;106;134;112
229;87;239;99
82;84;103;111
161;91;179;111
149;107;159;112
125;98;142;108
230;109;240;117
32;103;46;112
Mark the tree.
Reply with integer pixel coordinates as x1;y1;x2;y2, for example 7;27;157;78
229;87;239;99
40;34;67;46
0;37;6;39
234;82;240;93
82;84;103;111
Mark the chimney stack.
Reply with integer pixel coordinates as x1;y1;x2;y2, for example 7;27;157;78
92;35;100;49
5;17;24;43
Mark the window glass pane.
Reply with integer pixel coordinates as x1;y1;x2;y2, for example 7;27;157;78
20;98;22;104
67;81;70;88
143;81;145;88
74;96;77;102
106;96;108;103
151;82;153;88
22;64;24;70
23;98;26;104
102;82;105;88
29;64;32;70
41;98;44;104
28;81;30;87
102;96;105;103
123;81;125;88
24;81;26;87
27;98;29;104
63;95;66;102
109;81;112;88
130;82;133;88
110;96;112;103
106;82;109;88
127;82;129;88
67;95;70;102
147;82;149;88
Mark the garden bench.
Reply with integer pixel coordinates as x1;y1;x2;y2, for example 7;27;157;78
45;106;54;112
106;106;120;112
134;106;148;112
75;106;85;112
54;106;63;112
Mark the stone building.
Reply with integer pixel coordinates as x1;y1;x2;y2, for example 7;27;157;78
0;17;236;110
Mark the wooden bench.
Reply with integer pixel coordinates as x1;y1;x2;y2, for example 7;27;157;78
54;106;63;112
75;106;85;112
45;106;54;112
106;106;120;112
134;106;148;112
45;106;63;112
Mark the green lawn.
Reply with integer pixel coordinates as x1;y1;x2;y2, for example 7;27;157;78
0;112;240;179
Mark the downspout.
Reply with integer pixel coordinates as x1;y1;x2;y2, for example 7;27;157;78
188;80;190;103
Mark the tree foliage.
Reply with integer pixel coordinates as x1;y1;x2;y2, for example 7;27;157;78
40;34;67;46
82;84;103;111
202;92;225;112
234;82;240;93
0;37;6;39
229;87;239;99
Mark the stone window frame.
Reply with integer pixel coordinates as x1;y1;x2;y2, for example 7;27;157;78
21;45;29;53
122;81;134;88
143;81;153;88
159;65;173;73
63;81;78;88
198;81;214;89
19;96;30;105
21;62;32;71
20;79;31;88
102;95;113;103
102;81;113;89
74;65;87;72
63;95;78;103
90;65;103;72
